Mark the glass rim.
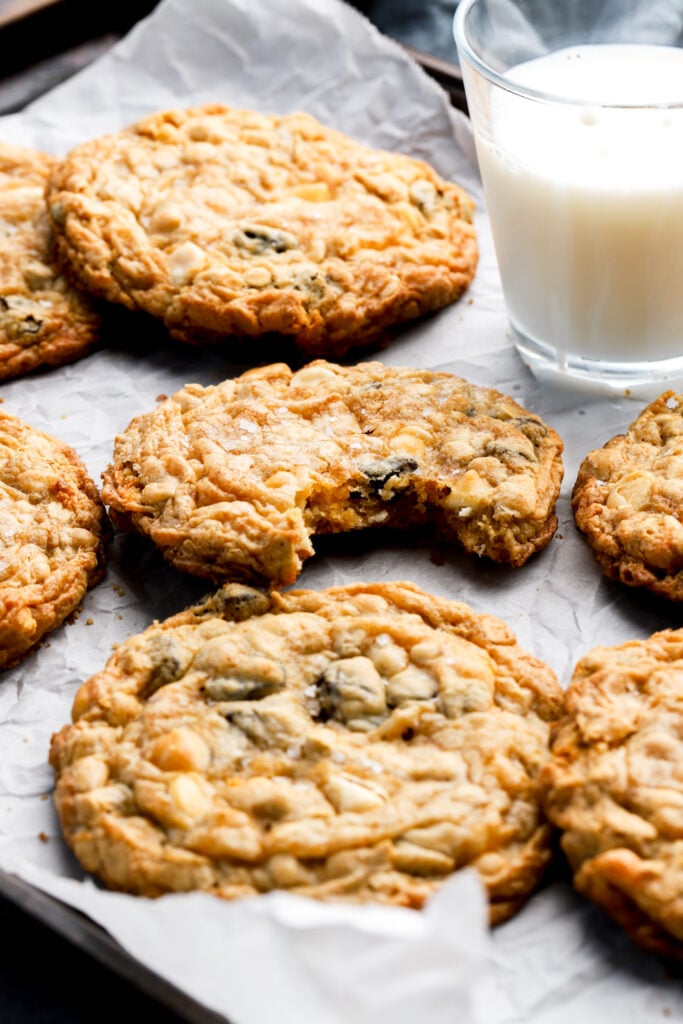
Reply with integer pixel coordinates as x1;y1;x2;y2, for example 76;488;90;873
453;0;683;110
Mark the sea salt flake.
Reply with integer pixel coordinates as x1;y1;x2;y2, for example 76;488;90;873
237;418;258;433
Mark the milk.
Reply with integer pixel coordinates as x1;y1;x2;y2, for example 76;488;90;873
473;45;683;365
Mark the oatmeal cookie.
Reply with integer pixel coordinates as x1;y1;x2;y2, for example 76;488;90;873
0;410;108;669
542;629;683;961
0;141;102;381
573;391;683;600
50;580;562;918
45;104;477;357
101;360;564;587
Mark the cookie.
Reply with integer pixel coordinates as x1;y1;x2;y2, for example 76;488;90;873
541;629;683;961
0;141;102;381
101;360;564;587
45;104;477;358
573;391;683;600
0;410;108;669
49;580;563;918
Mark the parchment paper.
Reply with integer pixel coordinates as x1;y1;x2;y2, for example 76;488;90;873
0;0;681;1020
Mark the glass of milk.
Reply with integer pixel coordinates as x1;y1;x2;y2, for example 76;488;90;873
454;0;683;394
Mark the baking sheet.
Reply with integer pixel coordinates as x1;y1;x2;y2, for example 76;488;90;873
0;0;681;1020
0;866;227;1023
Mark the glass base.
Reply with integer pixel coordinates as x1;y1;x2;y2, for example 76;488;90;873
514;328;683;400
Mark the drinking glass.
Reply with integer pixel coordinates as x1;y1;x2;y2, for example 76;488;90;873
454;0;683;394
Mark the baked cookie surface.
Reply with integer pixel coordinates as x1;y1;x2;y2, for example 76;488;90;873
541;629;683;961
0;411;108;668
50;580;563;918
573;391;683;600
102;360;564;587
0;141;102;381
46;104;477;357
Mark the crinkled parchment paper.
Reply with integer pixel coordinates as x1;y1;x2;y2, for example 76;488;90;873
0;0;681;1020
